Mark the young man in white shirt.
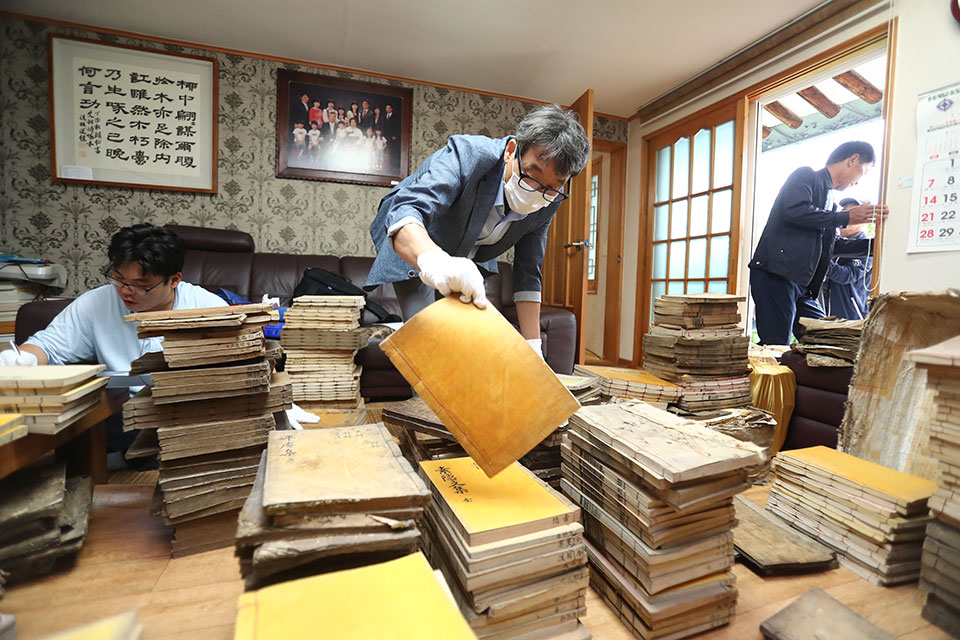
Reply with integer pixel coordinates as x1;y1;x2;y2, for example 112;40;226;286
3;223;226;467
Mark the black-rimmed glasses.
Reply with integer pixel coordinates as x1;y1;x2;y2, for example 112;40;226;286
107;275;169;296
515;153;571;202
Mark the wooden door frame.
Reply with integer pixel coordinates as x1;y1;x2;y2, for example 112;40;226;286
587;138;626;366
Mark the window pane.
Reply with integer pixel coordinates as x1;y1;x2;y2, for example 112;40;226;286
652;242;667;279
688;237;707;278
687;280;706;294
709;235;729;279
650;281;666;322
670;200;688;239
672;137;690;199
712;189;732;234
708;279;728;293
588;174;599;280
669;240;686;279
654;204;669;241
692;128;711;194
656;146;671;202
690;195;709;237
668;280;685;294
713;120;734;188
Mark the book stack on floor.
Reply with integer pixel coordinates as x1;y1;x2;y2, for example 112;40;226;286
766;446;937;585
281;296;368;418
642;294;751;412
383;395;467;464
234;553;476;639
794;317;864;367
0;461;93;582
235;425;430;590
419;457;591;640
124;304;289;557
573;364;680;406
670;406;777;484
0;365;107;435
562;401;764;639
558;373;602;406
906;337;960;634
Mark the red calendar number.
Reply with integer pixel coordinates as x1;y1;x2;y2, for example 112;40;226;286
924;195;938;205
920;229;935;239
921;212;935;223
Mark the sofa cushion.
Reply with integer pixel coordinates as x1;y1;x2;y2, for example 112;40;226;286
251;254;341;306
167;225;255;253
180;250;254;299
780;350;853;394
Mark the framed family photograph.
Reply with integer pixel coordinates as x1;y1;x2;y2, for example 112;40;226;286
275;69;412;187
49;35;218;193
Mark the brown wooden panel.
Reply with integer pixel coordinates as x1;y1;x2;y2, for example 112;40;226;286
833;70;883;104
764;101;803;129
797;86;841;118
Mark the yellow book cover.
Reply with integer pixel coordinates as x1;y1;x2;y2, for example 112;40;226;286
380;296;580;477
581;365;679;388
234;552;476;640
778;446;937;505
421;457;578;546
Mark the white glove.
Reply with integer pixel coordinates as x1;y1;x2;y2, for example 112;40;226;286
288;403;320;425
416;249;489;309
526;338;544;360
0;349;38;366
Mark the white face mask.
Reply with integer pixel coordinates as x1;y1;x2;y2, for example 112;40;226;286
504;169;549;215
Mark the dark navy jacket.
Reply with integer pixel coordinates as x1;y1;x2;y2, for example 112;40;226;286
749;166;869;297
365;135;561;301
822;230;873;320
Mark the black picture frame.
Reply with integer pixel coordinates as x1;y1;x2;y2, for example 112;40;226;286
276;69;412;187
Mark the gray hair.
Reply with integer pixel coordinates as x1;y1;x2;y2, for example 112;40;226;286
516;105;591;179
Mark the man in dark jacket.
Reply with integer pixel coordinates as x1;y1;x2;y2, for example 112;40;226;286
821;197;874;320
749;141;889;345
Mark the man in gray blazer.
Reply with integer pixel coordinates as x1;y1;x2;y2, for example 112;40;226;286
366;105;590;357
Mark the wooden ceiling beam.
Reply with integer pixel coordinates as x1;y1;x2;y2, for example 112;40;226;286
833;70;883;103
797;86;841;118
764;101;803;129
762;125;772;138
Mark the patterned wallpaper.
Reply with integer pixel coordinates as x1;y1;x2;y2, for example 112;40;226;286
0;15;628;295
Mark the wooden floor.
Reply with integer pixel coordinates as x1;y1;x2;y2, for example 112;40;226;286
0;484;951;639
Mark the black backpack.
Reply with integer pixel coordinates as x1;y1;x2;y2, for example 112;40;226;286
292;267;401;324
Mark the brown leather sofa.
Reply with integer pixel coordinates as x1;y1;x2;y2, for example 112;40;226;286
779;349;853;449
15;225;578;400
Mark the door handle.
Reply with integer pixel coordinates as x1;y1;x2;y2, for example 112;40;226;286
564;240;588;250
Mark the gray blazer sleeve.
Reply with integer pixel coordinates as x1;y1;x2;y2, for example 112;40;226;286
381;138;467;233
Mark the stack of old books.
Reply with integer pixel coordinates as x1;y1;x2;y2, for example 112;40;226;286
670;406;777;484
0;414;26;448
906;336;960;633
235;426;430;589
0;365;107;435
562;401;764;639
123;304;290;557
642;294;750;412
281;296;368;418
234;553;476;639
573;364;680;405
419;457;590;640
383;395;466;464
0;461;93;582
794;317;864;367
767;446;936;585
558;373;602;406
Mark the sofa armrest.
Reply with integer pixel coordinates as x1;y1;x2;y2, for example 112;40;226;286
500;305;576;375
15;299;74;344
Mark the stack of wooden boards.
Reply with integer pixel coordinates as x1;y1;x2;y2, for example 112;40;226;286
561;401;764;639
281;296;368;414
0;365;107;435
642;294;751;412
235;426;430;589
0;461;93;582
794;317;864;367
766;446;937;585
906;336;960;635
123;304;291;557
573;364;680;405
234;553;476;639
419;457;591;640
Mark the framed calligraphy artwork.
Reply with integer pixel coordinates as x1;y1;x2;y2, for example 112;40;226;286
275;69;412;187
49;35;218;193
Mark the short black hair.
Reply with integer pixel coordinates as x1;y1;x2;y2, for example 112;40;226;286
107;224;186;278
826;141;876;165
838;197;861;208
